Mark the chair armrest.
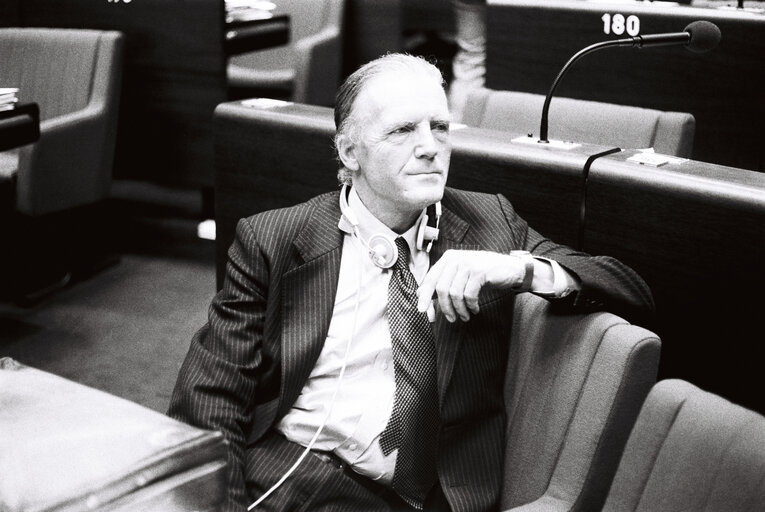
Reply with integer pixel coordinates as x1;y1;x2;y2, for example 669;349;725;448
291;26;341;106
503;496;571;512
16;103;112;216
227;64;295;91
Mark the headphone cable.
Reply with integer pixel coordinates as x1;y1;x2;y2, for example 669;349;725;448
247;232;364;510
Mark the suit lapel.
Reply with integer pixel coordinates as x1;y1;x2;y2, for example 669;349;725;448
278;193;344;417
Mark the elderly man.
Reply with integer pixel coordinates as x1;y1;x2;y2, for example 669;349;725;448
169;53;653;511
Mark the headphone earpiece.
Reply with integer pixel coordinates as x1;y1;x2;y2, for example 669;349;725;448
367;234;398;268
338;185;441;269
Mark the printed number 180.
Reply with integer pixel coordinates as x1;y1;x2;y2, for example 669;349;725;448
602;13;640;36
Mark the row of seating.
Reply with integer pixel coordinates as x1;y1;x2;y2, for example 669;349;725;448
0;0;707;197
502;294;765;512
0;24;696;229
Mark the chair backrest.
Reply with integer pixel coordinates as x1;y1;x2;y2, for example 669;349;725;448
463;88;696;158
602;379;765;512
228;0;345;106
0;28;105;121
502;293;661;512
0;27;123;215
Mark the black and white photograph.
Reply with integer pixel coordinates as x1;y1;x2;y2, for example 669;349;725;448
1;1;764;510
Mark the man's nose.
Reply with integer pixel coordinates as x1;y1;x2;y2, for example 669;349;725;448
413;123;438;159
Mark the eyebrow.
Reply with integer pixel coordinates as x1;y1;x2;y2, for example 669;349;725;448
384;118;451;131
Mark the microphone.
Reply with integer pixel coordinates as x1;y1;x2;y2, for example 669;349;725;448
538;21;721;143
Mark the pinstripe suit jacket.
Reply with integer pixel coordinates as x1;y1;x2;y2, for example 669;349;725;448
169;187;654;512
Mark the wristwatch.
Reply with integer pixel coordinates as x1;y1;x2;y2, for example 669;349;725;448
510;250;535;292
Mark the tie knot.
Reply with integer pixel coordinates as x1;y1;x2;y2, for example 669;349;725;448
394;237;411;271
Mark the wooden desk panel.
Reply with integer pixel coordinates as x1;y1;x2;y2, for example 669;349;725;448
0;3;19;27
586;153;765;412
214;101;338;286
448;128;618;249
486;0;765;173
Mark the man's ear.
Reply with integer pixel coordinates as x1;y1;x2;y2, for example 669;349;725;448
336;134;360;172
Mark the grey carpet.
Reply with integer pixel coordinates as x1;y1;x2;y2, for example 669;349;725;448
0;180;217;413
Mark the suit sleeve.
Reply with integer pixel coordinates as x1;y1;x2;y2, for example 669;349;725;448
168;217;272;511
497;193;656;327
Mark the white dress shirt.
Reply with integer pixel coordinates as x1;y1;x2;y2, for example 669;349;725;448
276;188;429;485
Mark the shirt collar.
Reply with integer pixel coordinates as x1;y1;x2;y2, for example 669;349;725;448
347;187;421;258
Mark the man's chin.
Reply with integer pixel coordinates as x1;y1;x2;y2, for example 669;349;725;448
404;183;445;208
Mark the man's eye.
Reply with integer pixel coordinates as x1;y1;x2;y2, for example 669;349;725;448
432;122;450;132
391;125;413;134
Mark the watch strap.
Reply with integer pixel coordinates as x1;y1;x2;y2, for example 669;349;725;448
510;251;535;292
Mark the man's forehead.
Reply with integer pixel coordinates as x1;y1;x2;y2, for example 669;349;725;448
365;69;441;95
355;71;448;116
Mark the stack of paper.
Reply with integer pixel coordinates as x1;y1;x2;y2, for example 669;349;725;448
225;0;275;23
0;88;18;112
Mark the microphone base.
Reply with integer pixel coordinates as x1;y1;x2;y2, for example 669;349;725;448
512;134;582;150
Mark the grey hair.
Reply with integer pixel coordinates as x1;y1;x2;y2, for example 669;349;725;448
333;53;446;186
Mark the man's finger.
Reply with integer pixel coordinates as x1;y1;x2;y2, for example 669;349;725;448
464;275;482;315
417;257;446;312
449;268;472;321
435;264;459;322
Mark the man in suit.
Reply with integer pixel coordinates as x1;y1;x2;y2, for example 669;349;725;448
169;53;654;511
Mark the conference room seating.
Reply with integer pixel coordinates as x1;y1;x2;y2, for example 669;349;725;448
502;293;660;512
228;0;345;107
601;379;765;512
0;27;123;301
0;27;123;216
0;357;229;511
462;88;696;158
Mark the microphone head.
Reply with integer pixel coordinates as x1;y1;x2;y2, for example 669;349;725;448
684;21;721;53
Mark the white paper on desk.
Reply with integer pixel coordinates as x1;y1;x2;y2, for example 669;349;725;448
628;148;688;166
0;88;19;106
241;98;293;109
512;135;582;150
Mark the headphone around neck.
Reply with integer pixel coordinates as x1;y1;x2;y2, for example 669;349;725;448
338;185;441;269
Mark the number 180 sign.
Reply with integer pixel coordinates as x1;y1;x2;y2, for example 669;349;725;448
602;13;640;36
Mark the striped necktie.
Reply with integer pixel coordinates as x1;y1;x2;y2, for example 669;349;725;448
380;237;439;509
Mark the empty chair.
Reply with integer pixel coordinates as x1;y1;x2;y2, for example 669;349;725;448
0;28;123;301
462;88;695;157
0;28;123;216
502;293;661;512
601;379;765;512
228;0;345;107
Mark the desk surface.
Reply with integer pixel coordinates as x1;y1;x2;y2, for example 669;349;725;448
0;103;39;152
225;12;290;55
